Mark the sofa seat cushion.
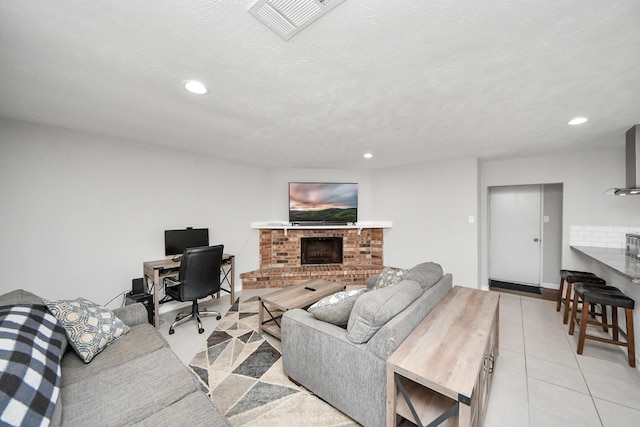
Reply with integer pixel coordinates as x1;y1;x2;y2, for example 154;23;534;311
404;262;444;290
308;287;367;327
132;392;230;427
61;348;198;426
61;323;168;386
43;298;130;363
346;280;423;344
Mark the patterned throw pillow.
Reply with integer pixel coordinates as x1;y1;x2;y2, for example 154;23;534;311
308;288;367;327
43;298;130;363
370;267;408;290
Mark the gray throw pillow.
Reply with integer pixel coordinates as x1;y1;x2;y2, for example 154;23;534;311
404;262;443;290
308;288;367;327
346;280;423;344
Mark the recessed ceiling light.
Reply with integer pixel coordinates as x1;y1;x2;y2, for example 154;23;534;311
184;80;208;95
363;153;373;159
568;117;588;125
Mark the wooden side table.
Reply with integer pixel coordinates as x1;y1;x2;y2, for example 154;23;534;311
386;286;500;427
258;278;345;339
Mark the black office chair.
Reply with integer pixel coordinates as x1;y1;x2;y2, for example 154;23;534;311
163;245;224;335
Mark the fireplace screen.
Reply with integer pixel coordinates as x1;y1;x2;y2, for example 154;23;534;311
301;237;343;265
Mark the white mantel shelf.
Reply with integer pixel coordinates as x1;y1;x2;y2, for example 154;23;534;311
251;221;392;236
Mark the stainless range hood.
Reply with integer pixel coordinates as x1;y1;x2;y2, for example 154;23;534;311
613;125;640;196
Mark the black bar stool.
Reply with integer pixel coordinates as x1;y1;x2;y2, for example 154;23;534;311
557;270;606;324
569;282;636;367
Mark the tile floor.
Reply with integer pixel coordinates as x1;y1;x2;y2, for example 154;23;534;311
157;289;640;426
484;292;640;427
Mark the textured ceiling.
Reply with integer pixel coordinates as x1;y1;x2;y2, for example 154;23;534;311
1;1;639;169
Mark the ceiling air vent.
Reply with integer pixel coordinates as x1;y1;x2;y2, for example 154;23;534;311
248;0;346;41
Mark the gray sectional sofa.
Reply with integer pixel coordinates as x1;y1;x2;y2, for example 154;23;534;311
281;262;453;427
0;289;229;427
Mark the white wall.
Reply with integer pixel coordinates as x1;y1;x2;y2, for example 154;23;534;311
5;118;638;311
0;119;269;307
372;157;480;287
480;148;640;289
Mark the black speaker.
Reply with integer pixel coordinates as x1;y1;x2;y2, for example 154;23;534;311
131;277;145;295
125;292;154;325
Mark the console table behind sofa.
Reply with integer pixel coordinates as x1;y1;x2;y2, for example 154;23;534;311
387;286;500;427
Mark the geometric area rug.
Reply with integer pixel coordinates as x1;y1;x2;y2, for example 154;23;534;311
189;296;359;426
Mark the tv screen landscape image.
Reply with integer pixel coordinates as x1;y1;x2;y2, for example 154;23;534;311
289;182;358;223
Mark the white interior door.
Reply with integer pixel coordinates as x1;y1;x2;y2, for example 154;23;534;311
489;185;542;286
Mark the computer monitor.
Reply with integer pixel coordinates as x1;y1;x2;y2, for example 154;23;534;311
164;228;209;257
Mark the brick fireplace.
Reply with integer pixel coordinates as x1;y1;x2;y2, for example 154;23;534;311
240;227;385;289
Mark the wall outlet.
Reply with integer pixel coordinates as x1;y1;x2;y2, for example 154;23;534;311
468;216;475;224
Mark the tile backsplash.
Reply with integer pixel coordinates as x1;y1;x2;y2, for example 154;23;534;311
570;225;640;248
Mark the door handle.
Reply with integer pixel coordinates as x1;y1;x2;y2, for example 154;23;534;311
534;238;540;242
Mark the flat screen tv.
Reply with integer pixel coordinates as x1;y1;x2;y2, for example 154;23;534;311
164;228;209;257
289;182;358;224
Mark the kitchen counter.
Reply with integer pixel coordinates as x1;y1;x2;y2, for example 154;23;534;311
571;246;640;283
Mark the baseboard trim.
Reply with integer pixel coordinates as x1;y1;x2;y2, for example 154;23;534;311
489;280;542;295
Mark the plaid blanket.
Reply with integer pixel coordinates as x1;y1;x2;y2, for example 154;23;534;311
0;304;65;427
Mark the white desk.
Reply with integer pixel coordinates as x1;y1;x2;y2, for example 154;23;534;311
142;253;235;328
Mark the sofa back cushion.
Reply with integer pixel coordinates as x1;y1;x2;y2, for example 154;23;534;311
404;262;443;290
366;273;453;360
0;289;43;305
346;280;423;344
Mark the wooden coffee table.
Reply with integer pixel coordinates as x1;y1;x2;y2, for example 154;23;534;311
258;278;345;339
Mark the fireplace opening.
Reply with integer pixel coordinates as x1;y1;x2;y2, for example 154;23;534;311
301;237;343;265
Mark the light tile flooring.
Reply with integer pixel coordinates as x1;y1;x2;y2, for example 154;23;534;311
158;290;640;426
485;292;640;427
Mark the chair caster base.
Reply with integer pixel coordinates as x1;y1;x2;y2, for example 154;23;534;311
198;328;205;334
169;328;175;335
216;315;222;320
